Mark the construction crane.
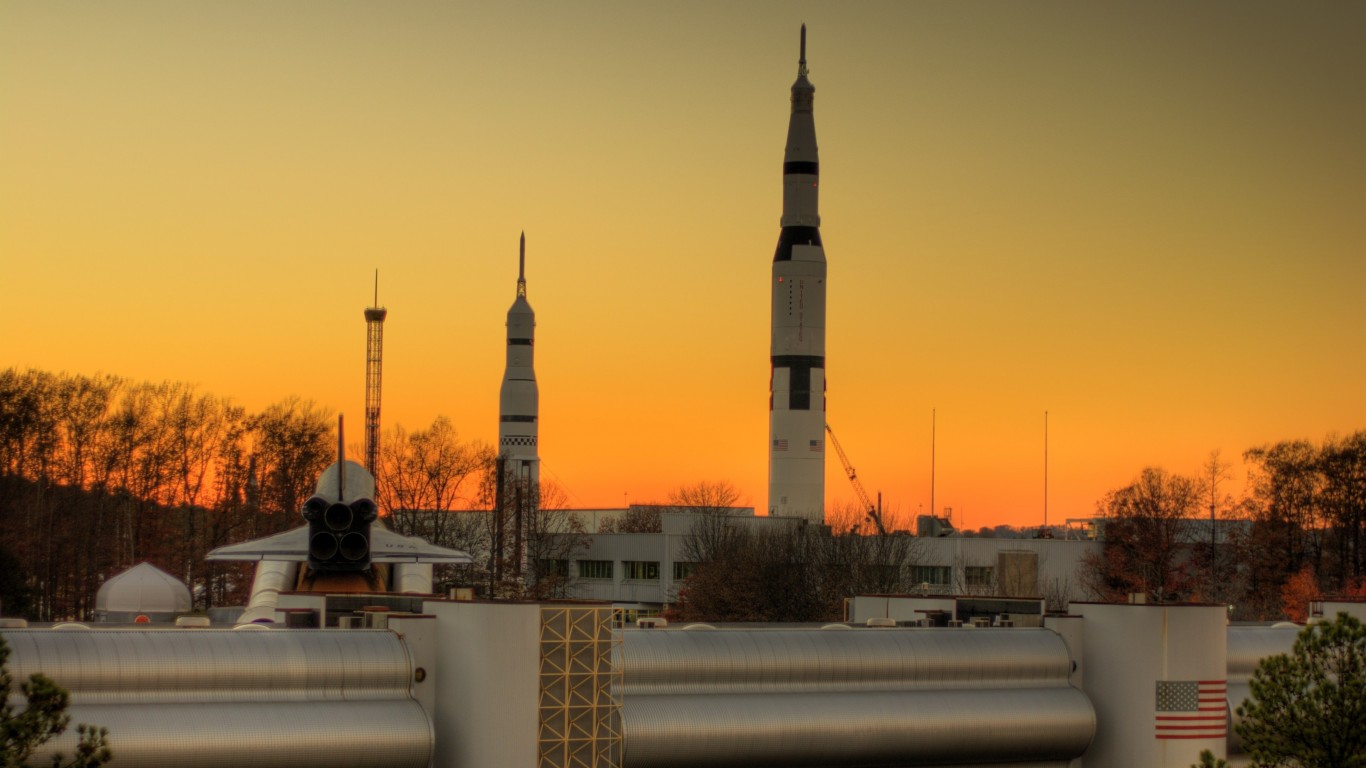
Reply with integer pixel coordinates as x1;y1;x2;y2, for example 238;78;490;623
825;423;886;535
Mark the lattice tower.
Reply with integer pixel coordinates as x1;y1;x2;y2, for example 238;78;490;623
364;271;387;478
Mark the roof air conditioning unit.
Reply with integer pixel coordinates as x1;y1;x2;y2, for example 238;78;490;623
865;618;896;628
637;617;668;629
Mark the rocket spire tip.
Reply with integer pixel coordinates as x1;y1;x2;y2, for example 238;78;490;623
517;232;527;296
798;24;808;76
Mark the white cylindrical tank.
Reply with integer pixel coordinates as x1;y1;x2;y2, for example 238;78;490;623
1074;603;1228;767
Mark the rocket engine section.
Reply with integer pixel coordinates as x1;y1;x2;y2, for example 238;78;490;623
302;458;378;572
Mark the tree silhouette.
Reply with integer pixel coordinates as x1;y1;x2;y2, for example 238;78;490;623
1081;467;1200;603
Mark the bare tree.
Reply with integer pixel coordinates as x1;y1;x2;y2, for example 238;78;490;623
163;387;234;605
821;503;926;597
672;481;745;565
672;495;925;622
1319;431;1366;591
371;418;494;593
1245;440;1324;581
523;480;589;599
378;419;492;541
598;505;662;533
1191;449;1239;605
481;467;588;600
1080;467;1201;604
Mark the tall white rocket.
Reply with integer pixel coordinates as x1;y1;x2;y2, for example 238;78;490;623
769;25;826;524
500;233;539;496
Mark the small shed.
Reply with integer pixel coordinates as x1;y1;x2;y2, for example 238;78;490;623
95;562;192;622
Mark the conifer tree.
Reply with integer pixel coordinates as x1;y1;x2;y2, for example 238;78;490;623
0;636;111;768
1236;613;1366;768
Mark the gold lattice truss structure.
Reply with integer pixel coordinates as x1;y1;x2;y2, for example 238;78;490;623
538;606;623;768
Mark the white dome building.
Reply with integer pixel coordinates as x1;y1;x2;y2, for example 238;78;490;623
94;562;192;623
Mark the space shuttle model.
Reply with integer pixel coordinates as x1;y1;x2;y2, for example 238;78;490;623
769;25;827;524
207;417;472;607
301;419;379;577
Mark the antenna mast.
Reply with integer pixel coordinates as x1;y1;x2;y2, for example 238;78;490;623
930;408;936;527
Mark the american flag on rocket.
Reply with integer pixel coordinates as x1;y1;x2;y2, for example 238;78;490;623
773;439;788;451
1155;680;1227;740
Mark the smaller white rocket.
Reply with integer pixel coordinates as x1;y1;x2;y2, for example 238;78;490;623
499;233;539;494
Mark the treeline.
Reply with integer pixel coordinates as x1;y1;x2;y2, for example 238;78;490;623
650;482;925;622
0;368;336;620
1084;433;1366;620
0;367;559;620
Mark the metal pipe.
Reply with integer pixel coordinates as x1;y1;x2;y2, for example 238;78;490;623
623;688;1095;767
622;628;1074;695
29;701;432;768
0;629;413;703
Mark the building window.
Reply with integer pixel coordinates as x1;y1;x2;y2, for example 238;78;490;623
623;561;660;581
964;566;995;587
910;565;951;586
672;562;696;580
536;559;569;579
577;560;613;580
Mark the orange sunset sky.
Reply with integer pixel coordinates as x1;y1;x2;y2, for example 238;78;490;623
3;2;1363;529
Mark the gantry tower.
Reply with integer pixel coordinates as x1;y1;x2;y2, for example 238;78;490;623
364;271;388;478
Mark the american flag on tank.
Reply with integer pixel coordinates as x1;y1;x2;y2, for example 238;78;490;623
809;439;822;452
773;439;788;451
1155;680;1227;740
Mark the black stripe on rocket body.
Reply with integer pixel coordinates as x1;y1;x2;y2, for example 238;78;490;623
771;354;824;411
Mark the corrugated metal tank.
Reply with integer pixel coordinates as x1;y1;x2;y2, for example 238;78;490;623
619;627;1094;768
1;628;432;768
